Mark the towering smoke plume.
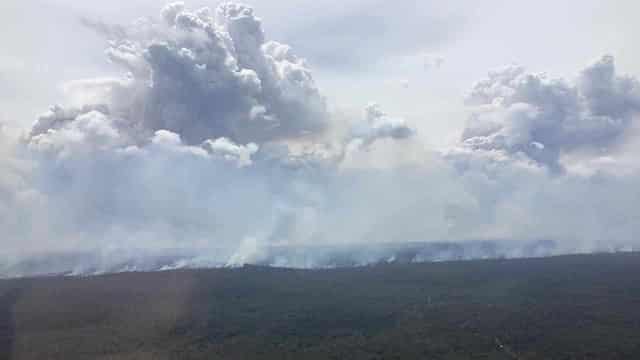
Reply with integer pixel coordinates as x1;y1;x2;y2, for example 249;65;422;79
0;2;640;277
33;1;328;146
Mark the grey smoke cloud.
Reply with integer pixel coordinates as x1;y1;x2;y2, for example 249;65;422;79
147;1;328;144
8;2;418;264
461;55;640;170
1;2;640;276
349;103;416;148
32;1;328;146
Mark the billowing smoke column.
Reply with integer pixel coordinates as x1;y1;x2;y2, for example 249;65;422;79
33;2;328;145
460;55;640;171
1;2;640;277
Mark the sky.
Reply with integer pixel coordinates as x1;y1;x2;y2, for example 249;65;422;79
1;0;640;275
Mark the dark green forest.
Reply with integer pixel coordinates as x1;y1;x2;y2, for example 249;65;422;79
1;252;640;359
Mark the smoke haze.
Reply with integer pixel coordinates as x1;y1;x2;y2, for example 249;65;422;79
1;2;640;277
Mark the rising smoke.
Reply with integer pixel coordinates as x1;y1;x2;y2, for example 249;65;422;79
1;2;640;277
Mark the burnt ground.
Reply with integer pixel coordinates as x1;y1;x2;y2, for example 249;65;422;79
1;252;640;359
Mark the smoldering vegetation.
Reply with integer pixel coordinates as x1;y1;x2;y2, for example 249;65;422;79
0;240;563;279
